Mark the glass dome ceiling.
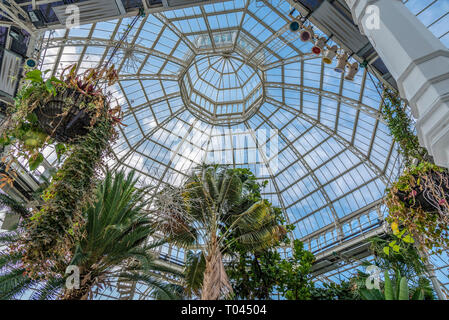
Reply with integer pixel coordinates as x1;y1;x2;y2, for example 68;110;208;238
39;0;402;252
181;53;264;125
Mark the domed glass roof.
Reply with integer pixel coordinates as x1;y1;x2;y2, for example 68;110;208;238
181;53;264;125
40;0;399;251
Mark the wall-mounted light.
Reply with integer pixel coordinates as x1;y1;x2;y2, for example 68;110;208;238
322;45;338;64
300;26;314;42
25;58;37;69
345;62;359;81
284;13;361;81
335;52;349;73
312;37;326;55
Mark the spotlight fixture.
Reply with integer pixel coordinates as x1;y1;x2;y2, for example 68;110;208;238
312;37;326;55
345;62;359;81
322;45;338;64
25;58;37;69
299;26;314;42
335;52;349;73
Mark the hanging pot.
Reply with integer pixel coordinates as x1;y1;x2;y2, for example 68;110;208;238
395;170;449;212
396;188;436;212
34;88;94;143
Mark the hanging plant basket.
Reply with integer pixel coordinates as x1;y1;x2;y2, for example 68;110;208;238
394;170;449;212
33;88;94;143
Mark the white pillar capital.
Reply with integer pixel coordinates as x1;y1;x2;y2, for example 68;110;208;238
344;0;449;169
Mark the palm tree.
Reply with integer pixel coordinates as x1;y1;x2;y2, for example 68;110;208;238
154;164;286;300
62;170;183;300
0;194;63;300
0;170;183;300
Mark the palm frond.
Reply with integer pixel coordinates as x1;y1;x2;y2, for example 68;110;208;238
30;277;64;300
0;230;20;245
0;251;23;269
63;169;175;300
119;272;183;300
0;268;36;300
184;251;206;297
0;193;30;220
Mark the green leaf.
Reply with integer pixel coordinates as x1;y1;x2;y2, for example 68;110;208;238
411;288;424;300
45;79;56;95
383;247;390;256
384;271;394;300
55;143;67;162
29;153;44;171
397;229;406;239
393;245;401;253
360;288;384;300
25;70;43;83
26;112;38;124
0;135;11;146
49;76;64;85
184;251;205;297
398;277;409;300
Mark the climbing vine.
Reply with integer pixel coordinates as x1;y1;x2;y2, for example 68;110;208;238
381;89;427;166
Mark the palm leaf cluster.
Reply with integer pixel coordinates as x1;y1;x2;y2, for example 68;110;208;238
0;196;64;300
0;170;182;300
153;164;286;300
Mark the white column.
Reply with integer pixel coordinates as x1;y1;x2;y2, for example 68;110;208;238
345;0;449;168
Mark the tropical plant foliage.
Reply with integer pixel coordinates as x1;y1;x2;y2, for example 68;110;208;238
62;170;182;300
354;232;436;300
0;194;65;300
382;89;449;254
1;170;182;300
229;239;317;301
386;162;449;253
310;280;360;300
0;65;121;172
0;63;125;275
154;164;287;300
276;239;315;300
227;247;283;300
381;89;427;166
368;232;426;281
21;117;116;275
360;270;425;300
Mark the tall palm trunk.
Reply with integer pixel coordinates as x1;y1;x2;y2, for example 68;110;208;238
201;235;233;300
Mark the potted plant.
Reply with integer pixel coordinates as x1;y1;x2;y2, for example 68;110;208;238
32;65;118;143
392;163;449;212
382;88;449;253
0;64;120;172
0;64;124;275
